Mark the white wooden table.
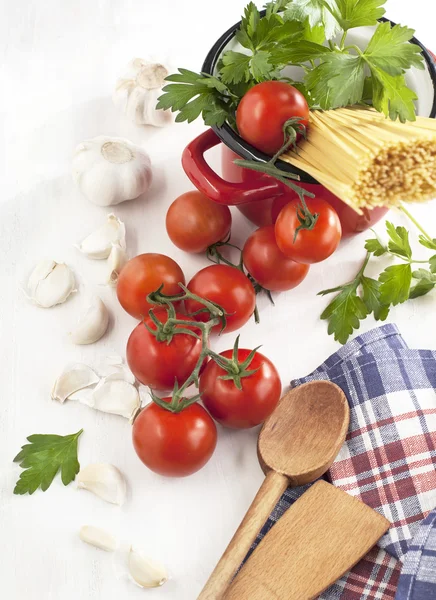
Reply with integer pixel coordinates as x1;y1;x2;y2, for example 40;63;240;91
1;1;435;598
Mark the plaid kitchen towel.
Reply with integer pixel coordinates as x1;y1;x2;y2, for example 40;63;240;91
396;508;436;599
243;325;436;599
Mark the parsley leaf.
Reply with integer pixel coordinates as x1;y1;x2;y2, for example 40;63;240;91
379;264;412;305
319;280;369;344
430;256;436;273
361;275;390;320
409;269;436;299
284;0;340;40
385;221;412;259
334;0;386;31
272;41;331;65
369;68;417;122
419;236;436;251
13;430;83;495
365;23;424;76
365;237;387;256
306;53;366;108
221;52;252;84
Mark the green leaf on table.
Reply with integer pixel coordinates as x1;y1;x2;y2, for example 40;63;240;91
409;269;436;299
364;23;424;76
365;236;387;256
334;0;386;31
385;221;412;259
13;430;83;495
419;235;436;251
306;53;366;109
361;275;390;320
319;281;369;344
370;69;417;122
379;264;412;305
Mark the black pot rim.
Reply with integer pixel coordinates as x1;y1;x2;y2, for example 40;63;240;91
201;13;436;184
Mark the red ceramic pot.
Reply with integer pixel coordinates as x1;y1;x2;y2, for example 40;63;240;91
182;128;389;237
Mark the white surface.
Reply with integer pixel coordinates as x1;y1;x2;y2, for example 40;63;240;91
1;1;436;599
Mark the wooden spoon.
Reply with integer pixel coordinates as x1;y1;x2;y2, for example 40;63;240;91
198;381;350;600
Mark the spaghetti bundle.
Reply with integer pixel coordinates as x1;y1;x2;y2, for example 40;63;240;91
281;107;436;212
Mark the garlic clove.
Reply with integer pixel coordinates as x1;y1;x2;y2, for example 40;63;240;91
79;526;118;552
78;214;126;259
70;297;110;345
77;463;127;505
89;377;140;420
27;260;76;308
95;356;136;384
73;136;152;207
114;59;173;127
106;242;127;286
128;547;168;588
51;364;100;403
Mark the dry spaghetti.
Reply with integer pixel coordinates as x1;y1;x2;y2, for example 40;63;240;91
281;107;436;212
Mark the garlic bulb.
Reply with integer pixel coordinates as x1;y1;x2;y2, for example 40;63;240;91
77;214;126;260
51;364;100;403
113;59;173;127
27;260;75;308
70;297;109;345
79;526;118;552
128;547;168;588
73;136;152;206
77;463;127;506
106;243;128;286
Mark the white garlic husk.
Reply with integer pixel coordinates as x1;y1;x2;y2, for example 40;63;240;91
77;463;127;506
73;136;152;206
77;375;140;420
51;364;100;403
26;260;76;308
106;242;128;286
128;547;168;588
77;214;126;259
113;59;173;127
79;526;118;552
70;297;109;345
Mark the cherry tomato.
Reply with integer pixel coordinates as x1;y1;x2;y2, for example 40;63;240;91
166;191;232;253
117;253;185;319
236;81;309;155
132;400;217;477
127;310;204;390
199;349;281;429
242;225;309;292
275;198;342;264
185;264;256;333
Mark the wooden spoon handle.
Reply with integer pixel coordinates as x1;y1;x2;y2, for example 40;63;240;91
198;470;289;600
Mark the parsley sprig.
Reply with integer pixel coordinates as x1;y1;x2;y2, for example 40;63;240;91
319;215;436;344
157;0;424;127
13;429;83;495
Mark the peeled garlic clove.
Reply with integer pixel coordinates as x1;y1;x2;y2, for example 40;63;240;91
106;243;127;286
73;136;152;207
91;377;140;419
70;297;109;345
78;214;126;259
79;526;118;552
51;364;100;403
77;463;127;505
113;59;173;127
27;260;75;308
128;547;168;588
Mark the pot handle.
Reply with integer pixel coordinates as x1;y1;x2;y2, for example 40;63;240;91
182;129;284;206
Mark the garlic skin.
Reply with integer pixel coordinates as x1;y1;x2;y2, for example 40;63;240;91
77;463;127;506
106;243;127;286
128;547;168;588
113;59;173;127
51;364;100;403
73;136;152;206
78;214;126;259
71;297;109;345
27;260;75;308
89;376;140;420
79;526;118;552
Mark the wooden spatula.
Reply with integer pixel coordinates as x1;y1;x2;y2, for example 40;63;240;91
223;480;390;600
198;381;352;600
